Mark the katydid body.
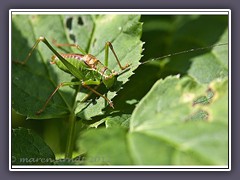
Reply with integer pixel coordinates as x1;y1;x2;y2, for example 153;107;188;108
15;36;130;114
51;53;117;89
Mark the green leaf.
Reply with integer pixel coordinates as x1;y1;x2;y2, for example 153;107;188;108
78;128;132;165
105;114;131;129
12;15;143;119
77;76;228;165
12;15;76;119
188;29;228;84
110;15;228;115
12;127;55;165
75;15;143;119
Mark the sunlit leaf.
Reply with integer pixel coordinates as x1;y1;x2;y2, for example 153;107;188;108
77;77;228;165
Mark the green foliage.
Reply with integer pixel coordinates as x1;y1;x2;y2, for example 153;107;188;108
188;29;228;84
12;15;143;119
12;14;228;166
12;127;55;165
78;77;228;165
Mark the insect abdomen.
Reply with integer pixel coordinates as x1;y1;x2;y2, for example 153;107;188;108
51;53;113;81
51;54;88;73
82;54;112;76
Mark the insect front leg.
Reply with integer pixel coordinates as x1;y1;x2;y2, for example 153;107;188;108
105;41;130;70
36;81;82;115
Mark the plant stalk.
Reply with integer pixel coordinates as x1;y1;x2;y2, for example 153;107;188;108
65;112;76;159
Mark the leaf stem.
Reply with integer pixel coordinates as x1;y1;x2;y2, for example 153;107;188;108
65;112;76;159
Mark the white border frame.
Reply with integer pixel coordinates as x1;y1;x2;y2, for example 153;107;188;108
9;9;231;171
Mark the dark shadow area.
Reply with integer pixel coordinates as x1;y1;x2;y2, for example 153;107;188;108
109;64;161;114
141;15;228;79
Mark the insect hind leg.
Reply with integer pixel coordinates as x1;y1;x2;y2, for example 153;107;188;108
52;39;87;55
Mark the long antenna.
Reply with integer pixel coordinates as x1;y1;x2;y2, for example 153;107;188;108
141;42;228;65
